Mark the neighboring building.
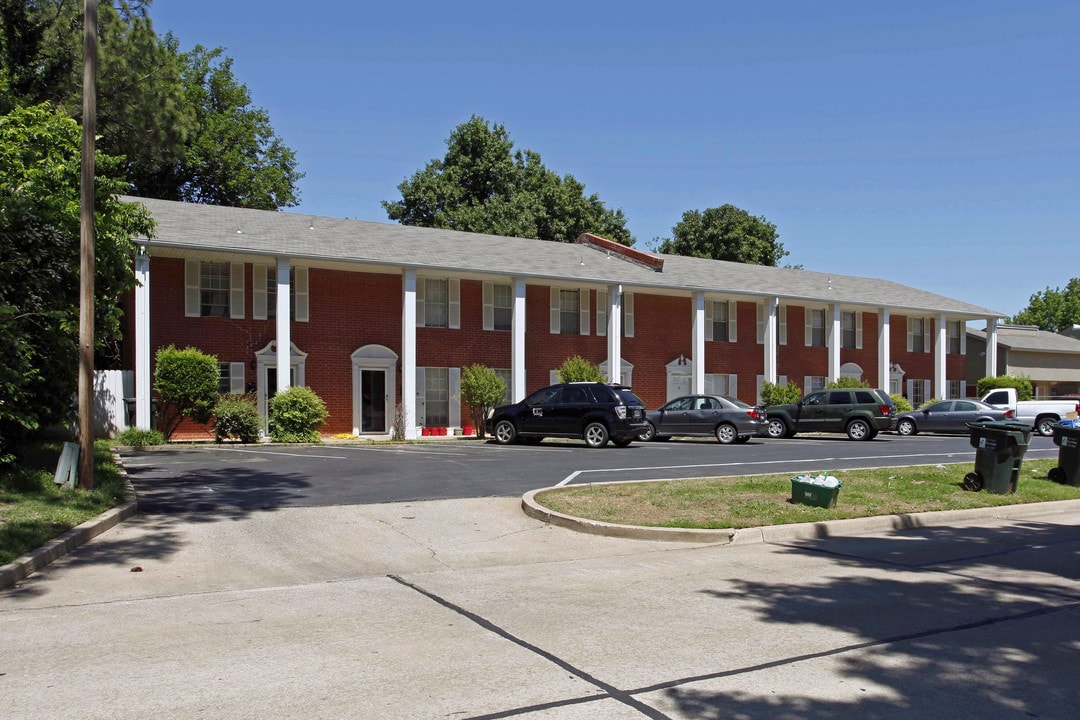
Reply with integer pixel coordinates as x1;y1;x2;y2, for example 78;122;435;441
966;324;1080;397
122;197;1004;439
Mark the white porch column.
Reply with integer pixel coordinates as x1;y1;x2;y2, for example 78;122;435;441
402;270;418;439
134;250;151;429
607;284;623;384
827;304;841;383
985;317;999;379
692;292;706;394
511;278;527;402
763;297;778;385
877;308;891;390
935;312;948;398
275;258;292;393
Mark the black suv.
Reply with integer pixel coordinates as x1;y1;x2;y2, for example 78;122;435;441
486;383;649;448
765;388;896;440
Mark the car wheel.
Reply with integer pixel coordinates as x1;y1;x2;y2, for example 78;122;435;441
639;421;657;442
583;422;609;448
846;418;872;441
612;437;633;448
766;418;788;439
896;418;917;436
1036;416;1058;437
493;419;517;445
714;423;738;444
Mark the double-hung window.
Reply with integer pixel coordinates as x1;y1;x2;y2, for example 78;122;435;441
492;284;512;331
559;289;580;335
266;267;296;321
807;308;826;347
910;317;926;353
200;262;230;317
712;301;730;342
948;320;964;355
425;279;449;328
841;311;857;349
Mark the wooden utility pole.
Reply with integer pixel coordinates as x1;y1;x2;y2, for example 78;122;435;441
77;0;98;489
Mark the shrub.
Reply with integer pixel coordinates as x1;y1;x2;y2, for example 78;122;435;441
459;365;506;439
213;394;261;443
115;428;166;448
826;377;870;389
890;394;912;413
154;345;219;439
976;375;1033;401
760;380;802;406
268;386;328;443
557;355;605;383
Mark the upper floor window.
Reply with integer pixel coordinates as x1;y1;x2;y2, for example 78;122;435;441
266;267;296;321
492;284;512;331
597;290;634;338
948;320;963;355
425;279;449;328
560;289;580;335
807;308;826;347
200;262;230;317
711;301;731;342
841;311;862;349
910;317;926;353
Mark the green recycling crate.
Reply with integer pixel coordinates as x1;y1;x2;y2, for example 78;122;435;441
790;474;841;508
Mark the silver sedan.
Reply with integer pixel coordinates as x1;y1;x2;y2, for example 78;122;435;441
895;399;1013;435
640;395;768;444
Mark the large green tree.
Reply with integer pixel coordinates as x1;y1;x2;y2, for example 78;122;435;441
383;116;633;245
0;1;301;209
1011;279;1080;333
0;103;153;462
656;205;789;266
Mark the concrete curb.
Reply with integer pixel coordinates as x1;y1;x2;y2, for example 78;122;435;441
522;486;1080;545
0;452;138;591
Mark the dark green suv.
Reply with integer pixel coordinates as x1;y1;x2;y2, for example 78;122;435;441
765;388;896;440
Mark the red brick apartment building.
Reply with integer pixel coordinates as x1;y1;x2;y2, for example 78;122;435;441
123;197;1005;439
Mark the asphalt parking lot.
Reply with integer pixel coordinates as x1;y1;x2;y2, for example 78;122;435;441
119;433;1062;512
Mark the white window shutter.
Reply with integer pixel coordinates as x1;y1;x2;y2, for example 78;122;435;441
960;380;967;397
229;262;245;319
805;307;814;347
597;290;607;337
253;264;268;320
728;301;738;342
579;287;590;335
779;306;788;345
923;379;931;399
416;280;426;327
805;376;813;394
906;379;914;400
482;282;494;331
756;375;764;404
549;369;559;385
960;326;967;355
907;319;914;352
728;374;738;398
705;300;714;341
550;287;560;334
924;317;931;354
756;303;765;344
449;367;461;428
294;267;309;322
449;278;460;329
624;292;634;337
229;362;245;394
185;260;200;317
415;367;427;427
855;311;863;349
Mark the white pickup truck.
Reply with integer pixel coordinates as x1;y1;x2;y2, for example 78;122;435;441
980;388;1080;436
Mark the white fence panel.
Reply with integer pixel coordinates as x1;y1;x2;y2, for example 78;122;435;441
93;370;133;438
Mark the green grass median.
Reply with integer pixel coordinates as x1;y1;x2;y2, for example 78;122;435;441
534;459;1080;530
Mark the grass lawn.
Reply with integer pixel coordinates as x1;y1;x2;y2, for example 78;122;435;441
534;459;1080;530
0;439;128;565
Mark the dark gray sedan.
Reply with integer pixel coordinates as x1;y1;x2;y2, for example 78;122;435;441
640;395;768;444
895;399;1013;436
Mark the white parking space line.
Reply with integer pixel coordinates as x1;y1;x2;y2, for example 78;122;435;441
334;445;471;457
220;448;349;459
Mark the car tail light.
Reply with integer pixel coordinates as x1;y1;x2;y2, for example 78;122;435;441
880;405;892;415
747;409;761;420
615;405;627;419
1004;409;1014;419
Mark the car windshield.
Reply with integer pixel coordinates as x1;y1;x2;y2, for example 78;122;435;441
614;388;645;406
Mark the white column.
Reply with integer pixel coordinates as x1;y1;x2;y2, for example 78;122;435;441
878;308;891;391
763;298;778;385
511;277;527;402
827;304;841;382
134;250;151;429
275;258;291;393
607;284;623;384
935;313;948;398
692;292;706;394
402;270;418;439
985;317;998;379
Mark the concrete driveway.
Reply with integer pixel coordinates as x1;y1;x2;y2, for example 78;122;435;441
2;487;1079;719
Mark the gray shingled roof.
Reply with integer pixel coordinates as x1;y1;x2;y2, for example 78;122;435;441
127;196;1003;318
968;325;1080;354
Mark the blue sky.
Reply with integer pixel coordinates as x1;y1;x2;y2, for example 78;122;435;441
150;1;1079;319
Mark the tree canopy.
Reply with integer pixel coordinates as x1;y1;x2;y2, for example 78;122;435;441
0;0;302;209
1011;278;1080;333
383;116;633;245
656;205;789;266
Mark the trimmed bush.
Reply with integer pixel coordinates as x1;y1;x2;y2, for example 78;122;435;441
826;377;870;389
977;375;1033;401
460;364;506;439
213;394;261;444
154;345;219;439
761;380;802;406
890;394;912;413
115;428;167;448
557;355;605;383
268;386;328;443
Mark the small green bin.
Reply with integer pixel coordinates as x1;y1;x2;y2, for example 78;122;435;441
791;476;841;508
965;421;1032;494
1049;424;1080;486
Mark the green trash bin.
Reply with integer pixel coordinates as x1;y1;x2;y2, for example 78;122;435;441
1049;424;1080;486
964;421;1032;494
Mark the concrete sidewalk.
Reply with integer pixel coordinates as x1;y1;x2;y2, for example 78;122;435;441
3;494;1080;719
